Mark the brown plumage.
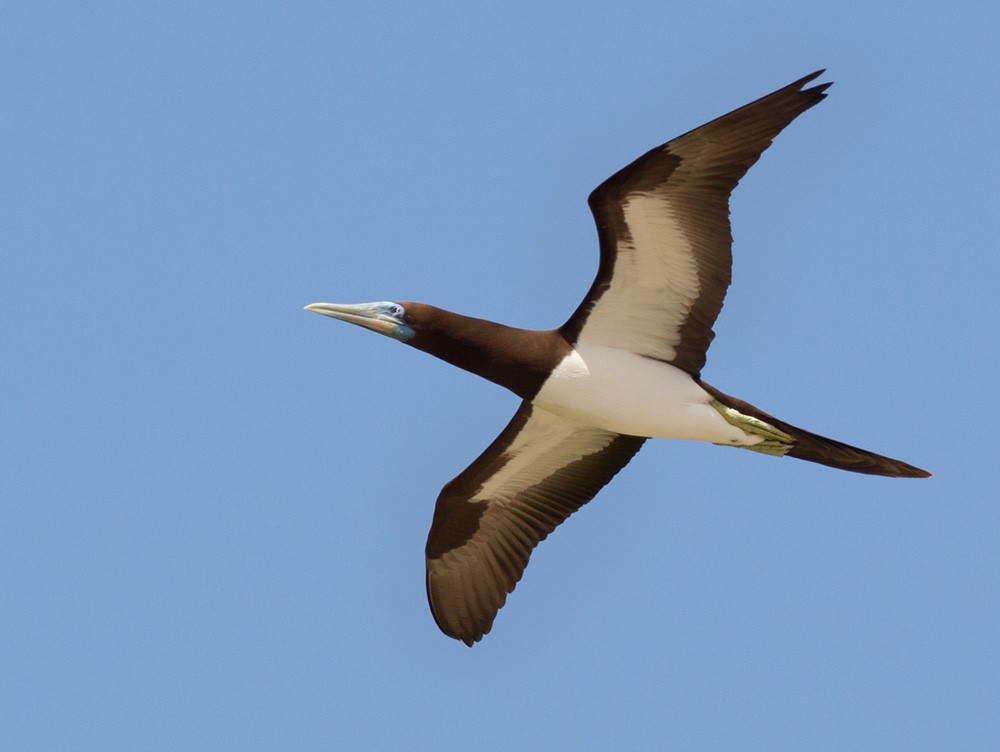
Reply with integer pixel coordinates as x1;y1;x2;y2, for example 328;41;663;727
306;71;930;647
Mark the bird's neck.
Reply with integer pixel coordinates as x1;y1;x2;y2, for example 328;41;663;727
405;306;570;399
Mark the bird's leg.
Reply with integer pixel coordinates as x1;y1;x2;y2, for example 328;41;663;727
709;400;795;456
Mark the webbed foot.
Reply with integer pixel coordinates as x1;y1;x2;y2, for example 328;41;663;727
710;400;795;457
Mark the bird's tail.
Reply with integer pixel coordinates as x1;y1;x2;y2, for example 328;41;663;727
699;381;931;478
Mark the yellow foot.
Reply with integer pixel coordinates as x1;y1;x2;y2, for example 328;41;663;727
710;400;795;457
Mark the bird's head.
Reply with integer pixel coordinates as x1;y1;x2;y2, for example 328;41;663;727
304;300;417;342
305;299;549;397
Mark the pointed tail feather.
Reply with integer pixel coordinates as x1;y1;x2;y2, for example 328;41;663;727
700;381;931;478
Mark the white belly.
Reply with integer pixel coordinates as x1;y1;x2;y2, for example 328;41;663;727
533;343;761;446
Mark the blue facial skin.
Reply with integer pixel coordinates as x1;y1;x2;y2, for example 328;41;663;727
351;301;415;341
377;302;416;342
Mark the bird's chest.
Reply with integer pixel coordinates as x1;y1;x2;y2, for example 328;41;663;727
532;343;750;444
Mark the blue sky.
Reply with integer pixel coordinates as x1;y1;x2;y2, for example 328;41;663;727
3;2;998;750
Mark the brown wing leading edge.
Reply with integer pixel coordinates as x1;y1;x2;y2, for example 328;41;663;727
425;403;645;645
565;71;831;378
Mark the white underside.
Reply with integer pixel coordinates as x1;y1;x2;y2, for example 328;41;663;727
533;343;762;446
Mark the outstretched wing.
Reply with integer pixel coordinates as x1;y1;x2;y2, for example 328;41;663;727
563;71;831;377
425;402;645;645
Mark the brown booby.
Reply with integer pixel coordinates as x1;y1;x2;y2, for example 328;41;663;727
306;71;930;646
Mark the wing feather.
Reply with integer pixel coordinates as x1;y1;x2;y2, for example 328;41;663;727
564;71;831;376
425;402;645;645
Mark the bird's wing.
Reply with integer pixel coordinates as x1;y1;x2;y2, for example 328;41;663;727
425;401;645;645
563;71;831;377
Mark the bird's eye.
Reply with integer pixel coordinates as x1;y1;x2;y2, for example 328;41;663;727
388;304;405;318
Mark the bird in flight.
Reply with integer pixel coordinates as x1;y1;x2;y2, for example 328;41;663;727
306;71;930;646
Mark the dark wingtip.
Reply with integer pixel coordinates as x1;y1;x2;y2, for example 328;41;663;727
799;68;826;83
425;567;492;647
794;70;833;98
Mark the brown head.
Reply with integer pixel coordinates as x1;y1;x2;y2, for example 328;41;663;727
305;300;570;399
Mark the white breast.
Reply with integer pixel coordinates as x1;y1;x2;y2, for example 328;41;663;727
533;343;760;446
